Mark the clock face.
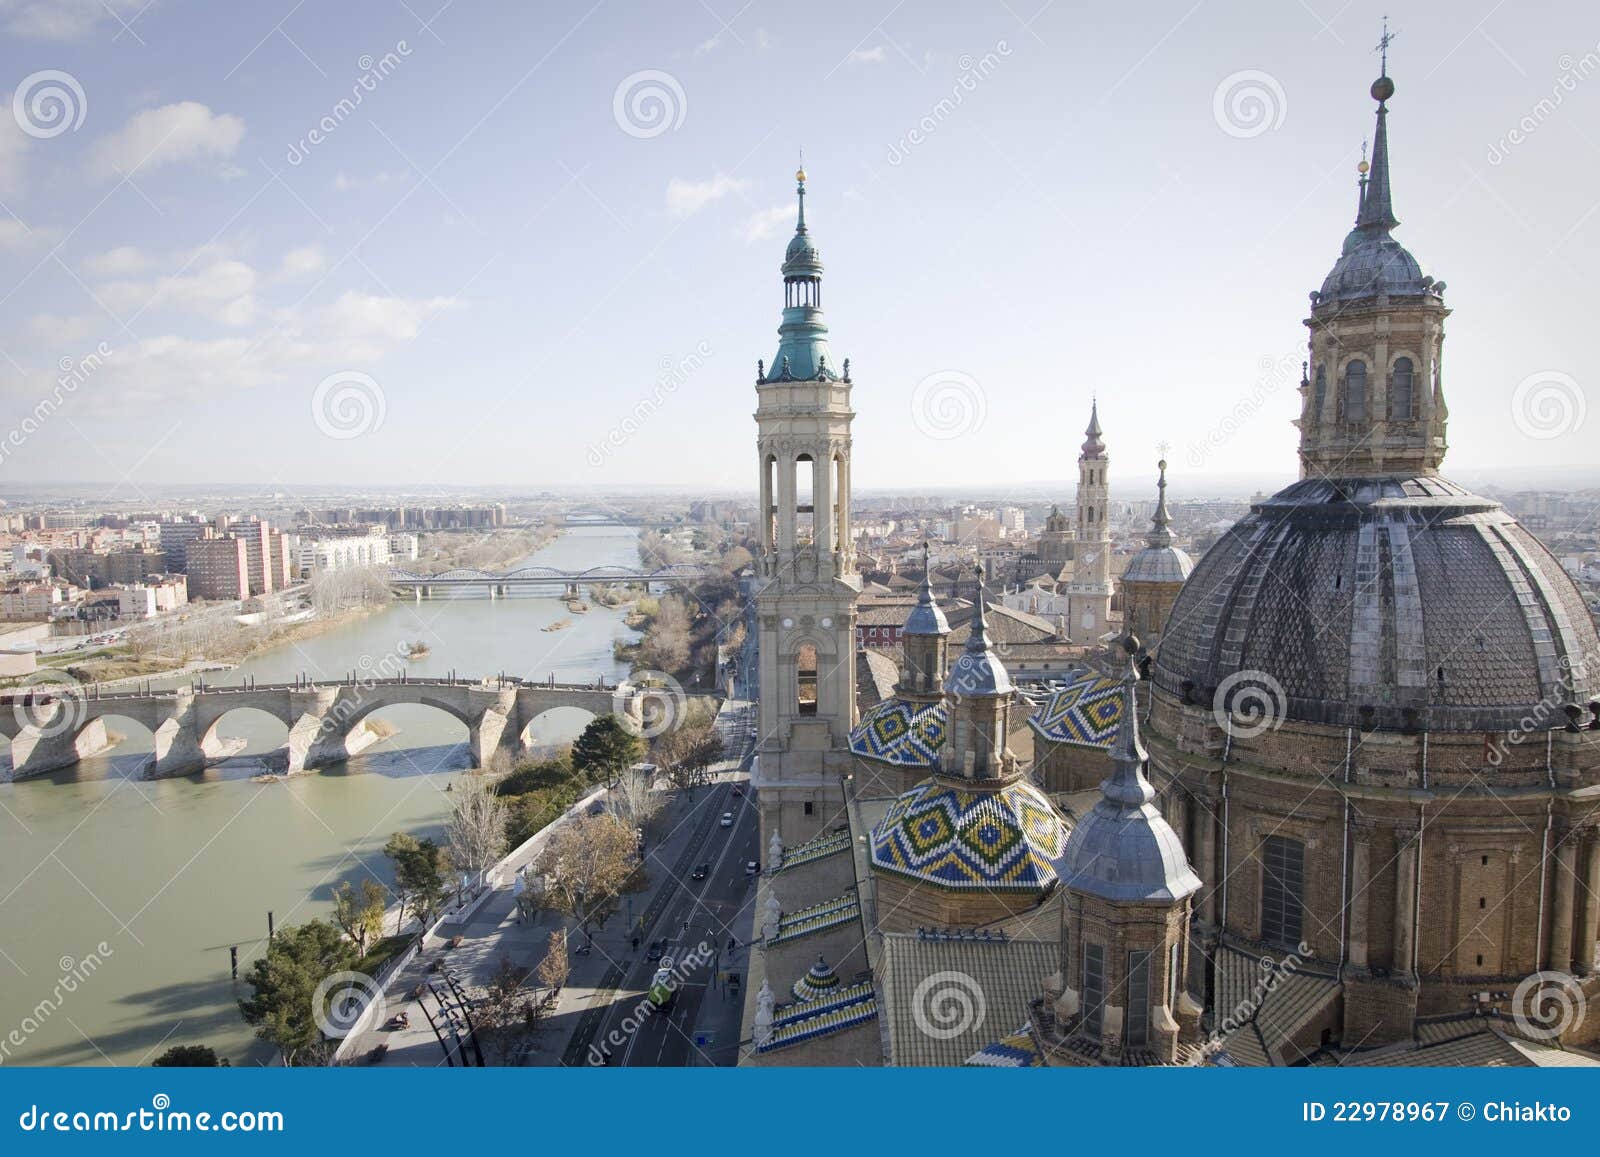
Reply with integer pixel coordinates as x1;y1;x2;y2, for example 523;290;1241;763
1082;552;1098;565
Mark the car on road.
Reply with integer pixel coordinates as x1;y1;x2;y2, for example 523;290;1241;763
720;812;733;828
646;940;665;962
691;863;709;880
745;860;759;875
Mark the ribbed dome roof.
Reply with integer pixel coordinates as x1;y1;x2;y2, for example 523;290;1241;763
1122;544;1193;585
1316;227;1428;305
1152;475;1600;732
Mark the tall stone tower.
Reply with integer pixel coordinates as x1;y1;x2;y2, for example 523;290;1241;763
1042;638;1203;1064
1066;403;1113;643
752;167;861;845
1297;67;1449;479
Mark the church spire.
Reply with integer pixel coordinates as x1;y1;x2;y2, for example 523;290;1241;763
1081;400;1105;458
769;165;833;382
946;564;1013;699
1099;641;1156;808
1356;57;1398;233
1147;459;1174;549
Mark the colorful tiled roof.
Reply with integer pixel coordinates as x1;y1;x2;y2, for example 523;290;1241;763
849;697;947;767
870;778;1067;891
757;982;879;1053
964;1023;1044;1067
1028;670;1123;748
771;829;850;875
769;891;861;944
792;955;843;1003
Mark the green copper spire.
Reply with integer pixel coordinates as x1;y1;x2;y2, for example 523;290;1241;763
769;165;835;382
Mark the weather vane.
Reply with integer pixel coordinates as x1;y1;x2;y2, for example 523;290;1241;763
1156;440;1172;459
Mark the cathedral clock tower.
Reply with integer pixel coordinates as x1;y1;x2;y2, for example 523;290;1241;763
752;168;861;845
1066;402;1113;643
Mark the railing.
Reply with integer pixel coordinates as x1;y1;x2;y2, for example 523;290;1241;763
0;673;629;703
386;564;714;585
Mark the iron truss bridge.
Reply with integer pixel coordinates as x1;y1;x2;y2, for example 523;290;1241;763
387;563;716;590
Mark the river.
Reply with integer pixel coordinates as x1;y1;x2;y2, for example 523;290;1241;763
0;525;642;1067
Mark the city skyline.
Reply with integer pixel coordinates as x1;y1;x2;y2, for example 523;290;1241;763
0;1;1594;489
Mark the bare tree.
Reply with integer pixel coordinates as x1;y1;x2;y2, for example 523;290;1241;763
532;813;639;946
446;775;508;883
474;955;540;1064
536;929;569;996
606;765;661;832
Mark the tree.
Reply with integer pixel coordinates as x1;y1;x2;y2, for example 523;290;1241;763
474;954;540;1064
536;929;569;995
606;765;661;832
446;775;508;882
571;714;643;784
152;1044;227;1067
330;879;388;956
654;722;724;797
237;920;357;1066
533;813;639;947
384;833;447;933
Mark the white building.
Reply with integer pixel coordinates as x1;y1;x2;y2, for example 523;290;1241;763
297;533;392;575
388;532;419;561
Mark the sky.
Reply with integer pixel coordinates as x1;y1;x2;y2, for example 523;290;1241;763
0;0;1596;496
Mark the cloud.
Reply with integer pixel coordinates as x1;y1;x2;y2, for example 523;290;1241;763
279;246;325;278
27;313;91;343
739;205;794;243
87;101;244;180
2;0;144;39
334;170;407;192
83;245;152;277
692;36;720;58
0;217;60;249
98;257;259;326
0;113;28;195
317;291;460;344
666;173;750;217
849;46;887;63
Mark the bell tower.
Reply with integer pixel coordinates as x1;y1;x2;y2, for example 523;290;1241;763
1066;402;1113;643
752;167;861;844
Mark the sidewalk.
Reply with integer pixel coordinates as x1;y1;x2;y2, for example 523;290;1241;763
345;701;755;1067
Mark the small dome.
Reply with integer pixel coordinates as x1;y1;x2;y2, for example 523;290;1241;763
871;778;1068;891
1056;798;1201;903
792;955;841;1003
1316;227;1427;305
783;230;822;275
1121;543;1193;585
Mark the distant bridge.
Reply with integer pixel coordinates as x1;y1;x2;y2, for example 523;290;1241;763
387;563;716;598
0;675;648;782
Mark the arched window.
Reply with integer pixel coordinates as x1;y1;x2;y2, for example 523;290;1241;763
1390;357;1414;420
1124;949;1153;1048
1344;360;1367;422
794;454;814;545
1260;835;1305;949
796;642;818;716
764;455;778;551
1313;365;1326;419
833;453;847;554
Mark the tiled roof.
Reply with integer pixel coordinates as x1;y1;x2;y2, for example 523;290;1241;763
769;891;861;944
849;697;947;768
857;648;901;707
758;982;879;1053
1212;944;1339;1065
791;955;843;1003
879;932;1059;1066
771;829;851;875
1028;669;1123;748
964;1023;1044;1067
1339;1028;1600;1068
870;778;1068;891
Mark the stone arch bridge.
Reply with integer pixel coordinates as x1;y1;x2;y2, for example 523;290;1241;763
0;676;644;782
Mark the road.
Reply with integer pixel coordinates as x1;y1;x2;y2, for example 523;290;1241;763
560;701;759;1067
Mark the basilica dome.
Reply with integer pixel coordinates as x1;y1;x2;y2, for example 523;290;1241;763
1151;475;1600;732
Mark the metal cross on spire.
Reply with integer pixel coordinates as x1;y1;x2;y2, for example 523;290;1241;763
1375;16;1395;73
